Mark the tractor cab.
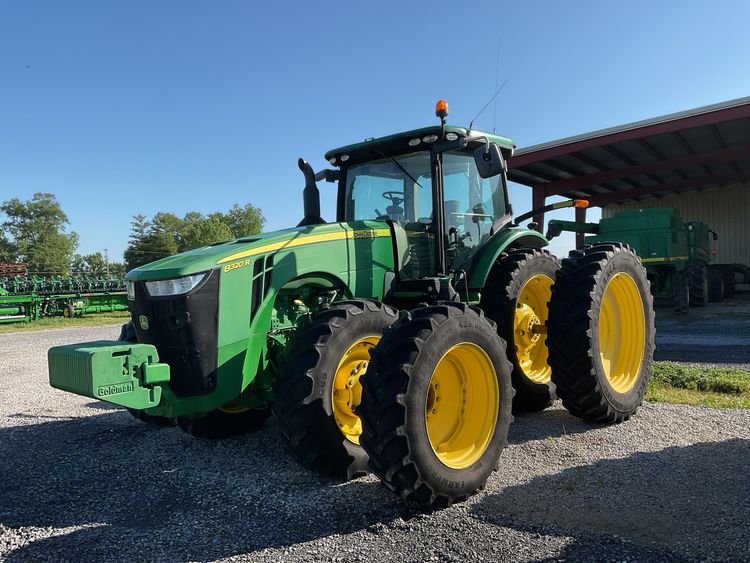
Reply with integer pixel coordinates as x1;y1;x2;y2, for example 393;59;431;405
321;104;515;298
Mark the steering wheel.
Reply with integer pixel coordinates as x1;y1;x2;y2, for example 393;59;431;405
382;191;405;206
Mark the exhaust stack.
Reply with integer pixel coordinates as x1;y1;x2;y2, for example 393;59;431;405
297;158;324;227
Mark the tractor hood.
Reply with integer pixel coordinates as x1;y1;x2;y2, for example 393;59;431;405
125;222;381;281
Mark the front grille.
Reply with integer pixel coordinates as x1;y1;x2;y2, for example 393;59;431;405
131;269;220;397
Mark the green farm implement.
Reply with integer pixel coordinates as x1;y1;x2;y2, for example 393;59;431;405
548;207;729;309
49;101;654;506
0;274;128;324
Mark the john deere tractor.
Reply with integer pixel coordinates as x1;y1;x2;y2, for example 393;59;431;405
49;101;654;506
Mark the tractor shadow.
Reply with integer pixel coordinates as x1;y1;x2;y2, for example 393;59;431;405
83;400;121;410
5;404;745;561
0;410;405;562
508;403;599;444
471;438;750;561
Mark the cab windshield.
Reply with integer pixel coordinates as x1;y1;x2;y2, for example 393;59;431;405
344;152;433;223
344;150;507;274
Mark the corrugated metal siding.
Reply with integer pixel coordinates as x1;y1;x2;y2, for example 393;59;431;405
603;181;750;265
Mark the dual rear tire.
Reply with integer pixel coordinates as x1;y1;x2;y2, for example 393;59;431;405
273;300;515;506
480;245;655;422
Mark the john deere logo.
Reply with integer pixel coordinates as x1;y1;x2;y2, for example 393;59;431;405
353;230;376;239
139;315;150;330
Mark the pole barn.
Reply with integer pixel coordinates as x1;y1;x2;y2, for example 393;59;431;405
507;97;750;267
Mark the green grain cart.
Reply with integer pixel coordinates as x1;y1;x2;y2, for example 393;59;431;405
548;207;727;310
48;102;654;506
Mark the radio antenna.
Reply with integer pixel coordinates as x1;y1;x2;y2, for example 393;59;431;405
468;78;507;132
493;39;502;133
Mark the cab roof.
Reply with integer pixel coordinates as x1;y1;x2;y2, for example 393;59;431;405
324;125;515;167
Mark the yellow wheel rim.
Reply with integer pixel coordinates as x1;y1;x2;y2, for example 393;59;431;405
425;343;499;469
598;272;646;393
513;273;553;384
332;335;380;444
218;401;250;415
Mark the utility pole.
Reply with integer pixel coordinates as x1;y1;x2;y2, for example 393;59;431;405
103;248;109;276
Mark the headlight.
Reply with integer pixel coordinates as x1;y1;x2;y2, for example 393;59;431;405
126;281;136;301
145;273;208;297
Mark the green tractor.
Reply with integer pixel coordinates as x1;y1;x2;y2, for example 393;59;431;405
548;207;725;310
48;101;655;506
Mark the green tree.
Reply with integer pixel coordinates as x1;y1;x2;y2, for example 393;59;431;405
124;220;179;270
72;252;110;276
71;254;86;273
179;218;232;252
123;203;264;270
151;212;184;237
215;203;265;238
129;214;150;240
0;193;78;274
123;215;152;270
183;211;204;223
108;261;126;277
0;232;16;262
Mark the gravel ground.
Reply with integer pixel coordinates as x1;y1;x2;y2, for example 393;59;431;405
1;325;749;562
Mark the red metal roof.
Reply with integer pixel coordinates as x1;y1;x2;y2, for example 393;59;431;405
507;97;750;207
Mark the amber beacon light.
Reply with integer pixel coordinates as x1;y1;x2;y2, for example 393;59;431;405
435;99;449;119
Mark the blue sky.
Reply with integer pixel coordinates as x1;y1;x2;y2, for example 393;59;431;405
1;1;749;262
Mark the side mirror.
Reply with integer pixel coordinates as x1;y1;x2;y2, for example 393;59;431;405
546;222;564;240
473;143;506;179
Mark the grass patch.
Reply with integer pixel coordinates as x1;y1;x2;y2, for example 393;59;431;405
647;362;750;409
0;312;130;334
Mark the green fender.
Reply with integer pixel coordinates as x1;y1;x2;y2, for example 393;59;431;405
467;227;549;290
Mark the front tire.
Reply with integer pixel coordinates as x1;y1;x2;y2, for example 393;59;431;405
547;243;655;423
480;248;559;411
272;299;397;480
360;303;513;506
